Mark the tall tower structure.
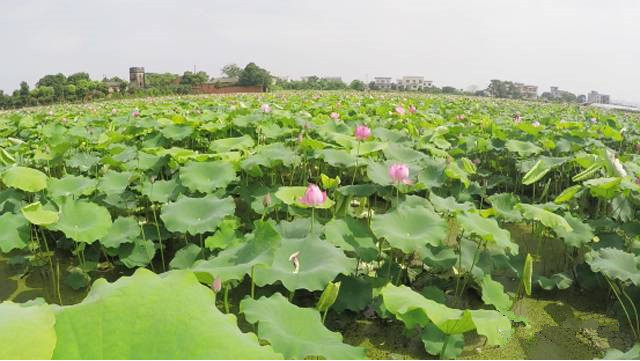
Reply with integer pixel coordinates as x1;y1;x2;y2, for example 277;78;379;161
129;67;145;88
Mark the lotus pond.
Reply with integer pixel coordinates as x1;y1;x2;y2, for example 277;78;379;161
1;92;640;360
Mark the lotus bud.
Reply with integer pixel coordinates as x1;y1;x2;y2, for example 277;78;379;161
298;184;327;207
330;112;340;120
211;276;222;293
354;125;372;141
263;193;272;208
289;251;300;274
395;106;405;116
408;105;417;114
456;114;465;121
131;110;140;117
514;114;521;124
388;164;411;185
260;104;272;113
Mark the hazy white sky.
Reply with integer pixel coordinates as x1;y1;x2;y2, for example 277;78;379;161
2;0;639;102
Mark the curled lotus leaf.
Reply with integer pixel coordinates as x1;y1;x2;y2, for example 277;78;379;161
21;202;59;226
586;247;640;286
456;212;518;255
516;203;572;233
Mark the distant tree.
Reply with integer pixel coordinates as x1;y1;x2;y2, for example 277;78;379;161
221;64;243;78
180;71;209;86
441;86;458;94
368;81;378;90
67;72;91;84
350;80;365;91
238;63;272;89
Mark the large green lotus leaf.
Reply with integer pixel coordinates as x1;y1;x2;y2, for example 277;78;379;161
210;134;255;153
554;185;582;204
139;178;183;203
421;322;464;359
21;201;59;226
516;203;572;233
0;301;56;359
505;139;543;157
371;202;447;253
100;216;139;248
241;143;301;174
47;175;98;198
192;220;280;284
319;149;358;168
169;244;201;269
586;247;640;285
240;293;365;360
53;199;112;244
584;177;621;199
444;159;474;187
456;212;518;255
324;217;378;261
381;284;511;345
160;123;194;140
537;273;573;290
488;193;522;222
118;237;156;268
556;213;594;248
254;234;355;291
204;218;242;251
416;157;446;189
52;268;281;359
480;275;512;312
333;275;373;312
337;184;379;197
604;344;640;360
2;166;48;192
383;143;427;163
429;193;474;214
179;160;237;193
98;170;132;195
351;140;386;156
274;186;334;209
160;195;235;235
366;161;393;186
0;212;30;252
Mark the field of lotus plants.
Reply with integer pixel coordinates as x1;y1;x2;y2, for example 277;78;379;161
1;92;640;359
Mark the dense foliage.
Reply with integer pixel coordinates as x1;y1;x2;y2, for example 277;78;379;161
0;92;639;359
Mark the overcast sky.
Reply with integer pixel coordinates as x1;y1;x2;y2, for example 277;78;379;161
2;0;639;102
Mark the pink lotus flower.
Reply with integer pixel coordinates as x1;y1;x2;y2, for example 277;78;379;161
299;184;327;207
532;120;541;127
260;104;272;113
395;106;405;115
354;125;371;141
211;276;222;293
131;110;140;117
408;105;417;114
330;112;340;120
456;114;465;121
389;164;411;184
289;251;300;274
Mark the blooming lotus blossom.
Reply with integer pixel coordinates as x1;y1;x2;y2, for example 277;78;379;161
330;112;340;120
354;125;371;141
260;104;272;113
395;106;405;115
131;110;140;117
211;276;222;293
456;114;465;121
389;164;411;184
408;105;417;114
289;251;300;274
532;120;541;127
299;184;327;207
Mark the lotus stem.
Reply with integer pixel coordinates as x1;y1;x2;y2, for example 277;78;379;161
322;309;329;324
56;260;62;305
440;334;450;359
605;277;638;340
310;207;315;233
38;227;57;303
621;285;640;339
151;204;166;272
459;239;485;298
224;284;230;313
351;141;360;185
250;265;256;299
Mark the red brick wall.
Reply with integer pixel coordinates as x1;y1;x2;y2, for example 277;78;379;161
193;84;265;94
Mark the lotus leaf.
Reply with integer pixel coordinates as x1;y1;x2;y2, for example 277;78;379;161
160;195;235;235
456;212;518;255
324;216;378;261
2;166;48;192
53;199;112;244
21;202;59;226
47;175;97;198
586;247;640;285
179;160;237;193
0;300;56;359
240;293;365;359
516;203;572;233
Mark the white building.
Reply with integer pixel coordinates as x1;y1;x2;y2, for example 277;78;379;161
374;77;393;90
588;90;610;104
396;76;432;91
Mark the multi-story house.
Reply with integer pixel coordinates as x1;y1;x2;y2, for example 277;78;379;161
588;90;610;104
396;76;432;91
374;77;393;90
514;82;538;99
